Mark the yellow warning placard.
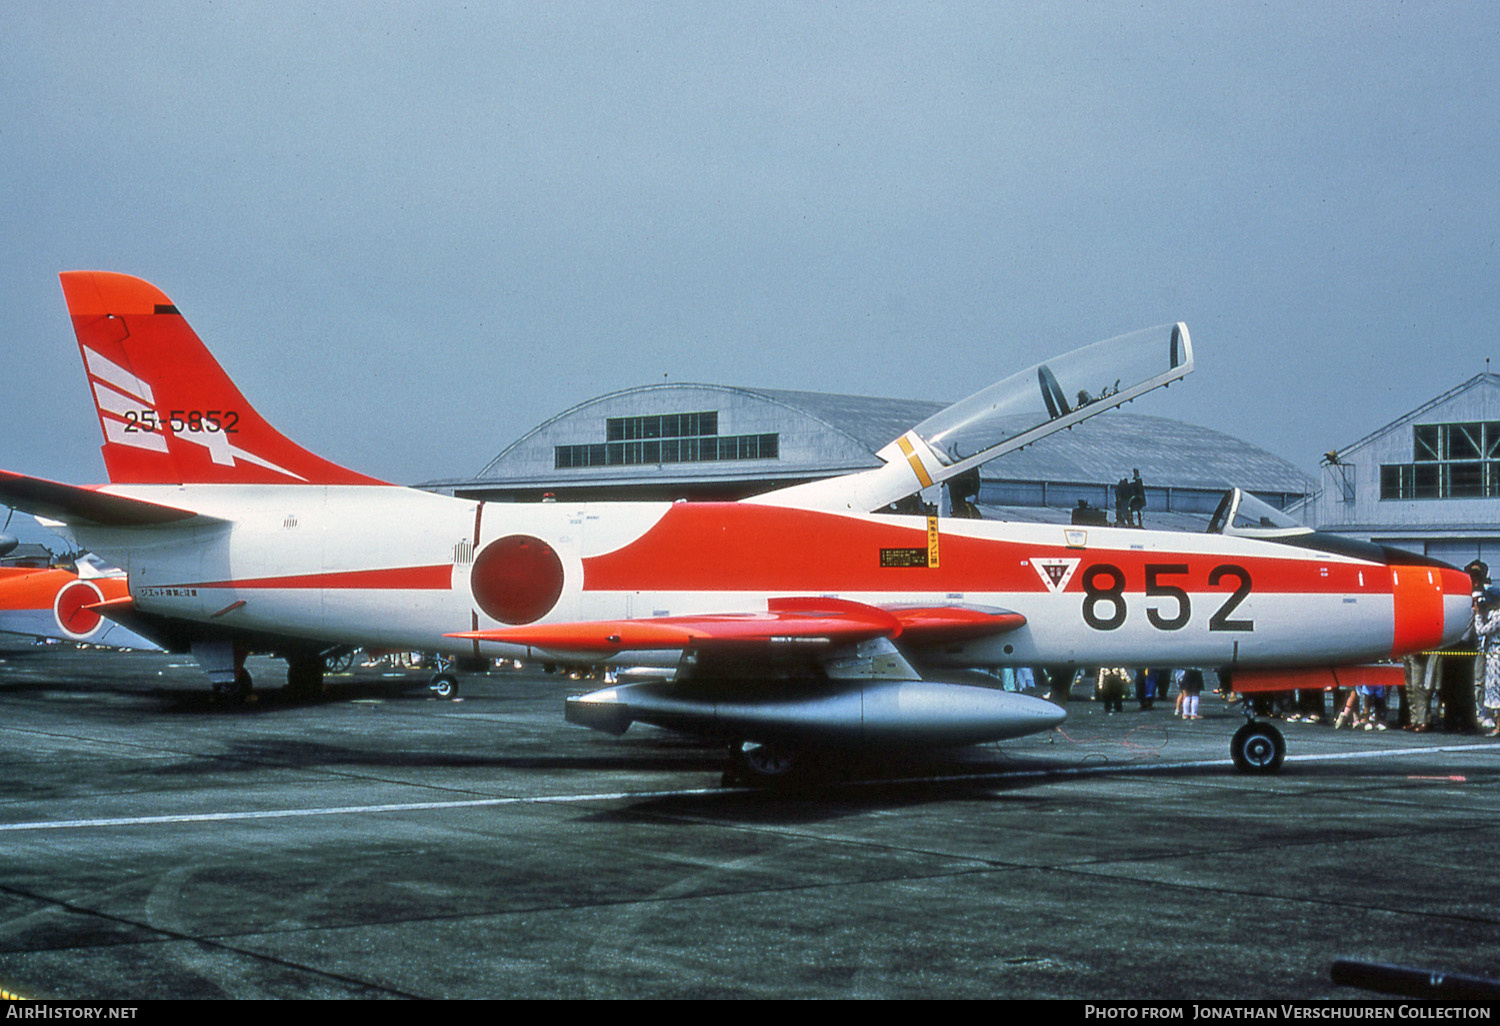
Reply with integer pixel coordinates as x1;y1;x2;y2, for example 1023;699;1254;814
927;515;939;568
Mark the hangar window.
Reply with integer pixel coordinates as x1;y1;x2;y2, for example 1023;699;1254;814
606;412;718;441
1382;421;1500;500
556;412;777;469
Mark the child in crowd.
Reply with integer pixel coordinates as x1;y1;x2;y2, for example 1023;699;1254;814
1178;667;1204;719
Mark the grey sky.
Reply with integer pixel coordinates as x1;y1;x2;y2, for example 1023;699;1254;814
3;3;1497;543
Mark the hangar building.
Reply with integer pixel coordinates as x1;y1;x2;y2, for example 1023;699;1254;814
426;383;1314;528
1310;373;1500;567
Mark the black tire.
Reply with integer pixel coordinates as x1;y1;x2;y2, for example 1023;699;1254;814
285;656;326;699
214;669;253;705
429;672;458;699
724;740;811;787
1231;721;1286;774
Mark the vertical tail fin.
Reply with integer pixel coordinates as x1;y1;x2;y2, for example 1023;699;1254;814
60;272;386;486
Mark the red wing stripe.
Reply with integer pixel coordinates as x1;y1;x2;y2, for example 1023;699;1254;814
453;599;903;653
176;565;452;590
450;622;702;651
887;606;1026;645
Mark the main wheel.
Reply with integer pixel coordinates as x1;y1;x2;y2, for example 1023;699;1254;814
723;740;810;787
429;672;459;699
285;656;326;699
1231;721;1286;774
214;669;253;704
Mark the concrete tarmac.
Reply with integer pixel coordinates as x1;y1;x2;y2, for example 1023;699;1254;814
0;647;1497;1000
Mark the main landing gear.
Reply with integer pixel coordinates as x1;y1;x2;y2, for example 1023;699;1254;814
213;667;253;703
721;740;856;788
723;740;808;787
427;654;465;698
196;640;254;704
284;652;326;700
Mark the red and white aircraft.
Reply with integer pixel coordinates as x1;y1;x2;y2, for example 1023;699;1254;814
0;557;161;653
0;272;1472;778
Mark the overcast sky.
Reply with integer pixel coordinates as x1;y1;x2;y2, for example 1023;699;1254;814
3;3;1498;543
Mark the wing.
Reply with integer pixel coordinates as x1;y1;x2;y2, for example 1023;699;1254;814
881;604;1027;645
447;596;1025;658
455;598;1055;750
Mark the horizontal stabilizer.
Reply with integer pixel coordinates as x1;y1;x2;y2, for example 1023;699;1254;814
0;469;217;527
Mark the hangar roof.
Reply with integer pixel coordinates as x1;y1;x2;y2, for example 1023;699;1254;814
470;383;946;484
990;409;1312;493
739;388;946;455
447;383;1311;496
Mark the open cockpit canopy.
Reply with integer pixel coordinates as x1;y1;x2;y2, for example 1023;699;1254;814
755;322;1193;513
911;323;1192;478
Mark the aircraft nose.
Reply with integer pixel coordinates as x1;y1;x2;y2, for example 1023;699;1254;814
1387;558;1472;657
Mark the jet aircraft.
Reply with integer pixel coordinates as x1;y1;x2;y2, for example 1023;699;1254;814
0;556;161;652
0;272;1473;780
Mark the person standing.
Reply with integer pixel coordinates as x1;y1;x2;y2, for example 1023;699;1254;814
1098;667;1128;714
1467;560;1490;729
1135;667;1157;710
1475;594;1500;735
1179;668;1204;719
1403;653;1434;732
1128;468;1147;527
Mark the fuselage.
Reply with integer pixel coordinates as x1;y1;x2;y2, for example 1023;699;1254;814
73;483;1472;671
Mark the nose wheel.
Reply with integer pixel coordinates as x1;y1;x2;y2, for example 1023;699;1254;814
1230;720;1286;774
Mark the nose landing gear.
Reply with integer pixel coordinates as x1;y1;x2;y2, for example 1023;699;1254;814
1230;719;1286;774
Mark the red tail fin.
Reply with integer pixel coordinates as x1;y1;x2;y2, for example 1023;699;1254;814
60;272;385;486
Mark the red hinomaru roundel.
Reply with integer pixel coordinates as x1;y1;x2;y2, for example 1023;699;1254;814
53;579;106;639
471;535;564;625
